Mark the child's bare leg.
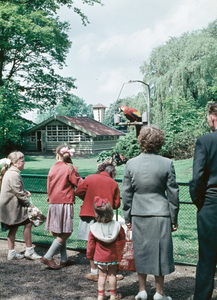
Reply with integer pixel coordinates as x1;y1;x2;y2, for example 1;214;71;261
108;265;117;290
98;268;107;292
8;227;18;250
90;259;97;270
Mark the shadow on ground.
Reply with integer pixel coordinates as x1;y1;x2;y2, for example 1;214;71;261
1;240;217;300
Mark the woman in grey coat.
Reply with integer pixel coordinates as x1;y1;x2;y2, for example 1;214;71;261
0;152;41;261
122;126;179;300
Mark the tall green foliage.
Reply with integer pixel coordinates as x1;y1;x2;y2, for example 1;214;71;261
160;97;209;159
137;20;217;159
36;95;93;123
140;19;217;130
0;83;34;152
114;132;140;159
0;0;101;152
141;26;217;107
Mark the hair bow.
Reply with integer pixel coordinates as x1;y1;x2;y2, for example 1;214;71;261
0;158;11;166
60;147;75;157
97;158;112;167
94;196;109;207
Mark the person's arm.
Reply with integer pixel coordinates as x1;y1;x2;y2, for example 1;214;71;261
74;178;88;200
166;161;179;224
113;184;121;209
68;168;82;188
119;226;126;241
189;138;207;210
86;231;96;260
12;173;30;207
122;163;134;224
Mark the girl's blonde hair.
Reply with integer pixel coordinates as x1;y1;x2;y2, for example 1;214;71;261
93;201;114;223
0;151;24;187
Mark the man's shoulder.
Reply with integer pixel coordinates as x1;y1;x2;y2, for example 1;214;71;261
127;153;171;164
197;131;217;143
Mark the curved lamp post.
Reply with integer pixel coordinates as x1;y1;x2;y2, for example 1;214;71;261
128;80;150;125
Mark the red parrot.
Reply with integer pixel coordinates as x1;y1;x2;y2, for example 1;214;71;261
119;105;142;122
119;105;142;136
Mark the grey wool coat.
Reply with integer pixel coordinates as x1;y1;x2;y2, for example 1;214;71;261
0;166;29;225
122;153;179;224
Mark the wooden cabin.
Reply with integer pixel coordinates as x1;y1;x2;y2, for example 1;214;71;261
23;115;125;154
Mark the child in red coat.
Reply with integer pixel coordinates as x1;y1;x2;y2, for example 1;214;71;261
41;145;81;270
86;196;125;300
75;162;122;281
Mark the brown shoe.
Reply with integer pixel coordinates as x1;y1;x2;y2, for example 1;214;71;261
86;273;98;281
107;274;124;282
98;296;106;300
41;256;61;270
110;293;122;300
60;259;75;267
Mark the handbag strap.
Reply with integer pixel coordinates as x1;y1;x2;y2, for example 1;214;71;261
126;229;132;240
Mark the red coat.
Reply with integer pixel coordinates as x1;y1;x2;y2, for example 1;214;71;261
86;222;125;263
75;172;120;217
47;161;81;204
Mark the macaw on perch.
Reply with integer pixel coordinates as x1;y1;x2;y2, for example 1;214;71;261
119;105;142;136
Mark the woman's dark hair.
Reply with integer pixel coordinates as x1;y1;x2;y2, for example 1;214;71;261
96;163;117;178
94;201;114;223
138;125;165;154
208;102;217;117
56;145;74;170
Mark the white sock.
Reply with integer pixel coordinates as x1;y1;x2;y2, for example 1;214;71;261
26;247;33;251
9;249;15;253
91;268;98;275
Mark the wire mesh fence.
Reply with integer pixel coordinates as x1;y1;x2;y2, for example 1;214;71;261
0;175;198;265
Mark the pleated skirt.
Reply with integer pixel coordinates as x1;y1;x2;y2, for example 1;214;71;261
77;216;95;240
132;216;175;276
45;204;73;234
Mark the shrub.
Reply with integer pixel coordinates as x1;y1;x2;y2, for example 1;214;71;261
114;132;140;159
96;150;113;164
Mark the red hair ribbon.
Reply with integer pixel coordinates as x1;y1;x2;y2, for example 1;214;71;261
94;196;108;207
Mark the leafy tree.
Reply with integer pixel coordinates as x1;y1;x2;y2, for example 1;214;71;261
140;19;217;126
36;95;94;123
0;83;34;152
0;0;101;151
0;0;101;110
160;97;208;159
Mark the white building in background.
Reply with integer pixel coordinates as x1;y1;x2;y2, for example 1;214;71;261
92;103;107;123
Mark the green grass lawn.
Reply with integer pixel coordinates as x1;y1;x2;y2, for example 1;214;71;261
173;158;193;182
0;154;198;264
21;154;193;182
22;154;100;178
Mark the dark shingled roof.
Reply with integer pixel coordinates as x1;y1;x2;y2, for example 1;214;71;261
59;116;125;136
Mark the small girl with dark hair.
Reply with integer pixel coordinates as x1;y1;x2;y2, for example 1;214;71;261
86;196;125;300
41;145;82;269
75;162;122;281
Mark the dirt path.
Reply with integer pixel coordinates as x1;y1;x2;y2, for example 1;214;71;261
0;239;217;300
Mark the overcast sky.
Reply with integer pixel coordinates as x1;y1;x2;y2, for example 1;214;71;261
24;0;217;120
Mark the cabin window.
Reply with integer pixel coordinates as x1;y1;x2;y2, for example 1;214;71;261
25;133;36;142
